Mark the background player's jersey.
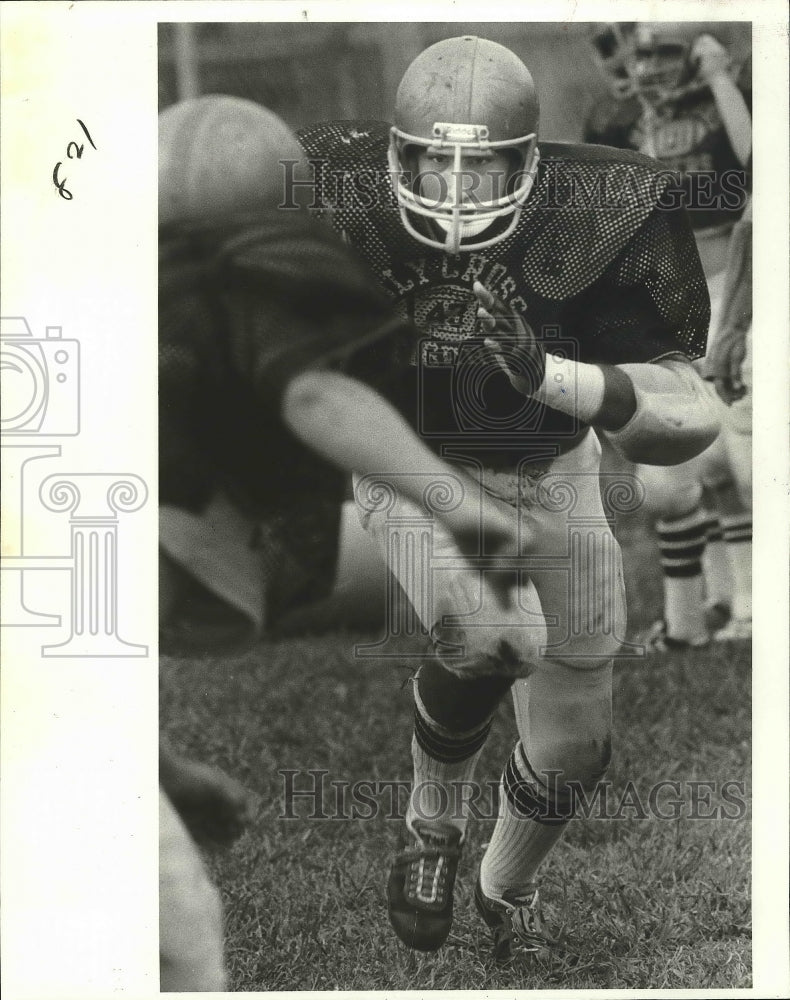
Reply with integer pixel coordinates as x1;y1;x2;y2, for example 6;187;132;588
584;83;750;231
299;120;709;466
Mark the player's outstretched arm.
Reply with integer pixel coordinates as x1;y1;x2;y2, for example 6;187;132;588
282;369;521;606
475;281;720;466
691;34;751;167
704;204;752;405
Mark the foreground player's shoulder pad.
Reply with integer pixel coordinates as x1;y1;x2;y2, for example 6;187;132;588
522;141;676;298
219;211;393;316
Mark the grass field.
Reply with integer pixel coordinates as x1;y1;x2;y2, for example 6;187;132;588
160;508;752;991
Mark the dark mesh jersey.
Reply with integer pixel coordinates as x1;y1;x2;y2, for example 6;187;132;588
159;209;407;516
298;120;710;466
585;84;750;231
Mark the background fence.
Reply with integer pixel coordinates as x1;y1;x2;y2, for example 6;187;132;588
159;22;628;142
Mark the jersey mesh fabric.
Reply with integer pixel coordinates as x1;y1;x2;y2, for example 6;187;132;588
298;121;709;465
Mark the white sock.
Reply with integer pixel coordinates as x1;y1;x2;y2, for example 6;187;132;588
479;743;569;900
701;516;732;609
406;692;492;838
722;516;752;620
656;509;708;641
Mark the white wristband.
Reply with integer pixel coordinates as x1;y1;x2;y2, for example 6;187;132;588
533;352;606;424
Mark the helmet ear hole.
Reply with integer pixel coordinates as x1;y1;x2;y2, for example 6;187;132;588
501;149;524;195
399;143;422;171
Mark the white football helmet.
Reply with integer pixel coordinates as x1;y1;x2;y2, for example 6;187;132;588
388;36;540;254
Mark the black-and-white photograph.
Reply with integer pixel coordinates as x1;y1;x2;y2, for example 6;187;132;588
156;19;759;991
3;4;789;998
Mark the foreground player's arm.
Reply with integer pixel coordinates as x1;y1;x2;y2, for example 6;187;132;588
475;282;720;466
691;35;751;167
282;369;522;602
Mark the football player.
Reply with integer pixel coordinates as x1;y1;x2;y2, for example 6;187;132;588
159;95;521;654
158;94;526;987
586;23;753;647
298;35;720;958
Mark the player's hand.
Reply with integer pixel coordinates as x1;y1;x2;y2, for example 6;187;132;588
474;281;545;396
690;34;731;83
439;483;526;612
705;327;747;405
160;748;255;847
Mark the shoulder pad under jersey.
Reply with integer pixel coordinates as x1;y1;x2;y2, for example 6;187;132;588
513;141;677;299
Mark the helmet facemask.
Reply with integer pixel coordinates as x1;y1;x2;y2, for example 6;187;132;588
591;22;711;108
590;22;640;99
388;121;539;254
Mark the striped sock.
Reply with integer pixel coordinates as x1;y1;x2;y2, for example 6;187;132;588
407;686;492;838
701;514;732;609
722;515;752;621
656;508;708;641
479;743;571;900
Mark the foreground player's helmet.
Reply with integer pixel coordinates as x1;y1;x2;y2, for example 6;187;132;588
591;22;724;104
159;95;308;225
388;36;540;254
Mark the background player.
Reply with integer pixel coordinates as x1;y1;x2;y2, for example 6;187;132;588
586;23;753;648
299;35;720;958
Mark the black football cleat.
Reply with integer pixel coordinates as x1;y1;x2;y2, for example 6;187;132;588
474;873;555;961
386;820;463;952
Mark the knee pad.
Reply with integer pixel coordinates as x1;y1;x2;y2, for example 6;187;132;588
416;658;512;733
534;731;612;794
511;659;613;793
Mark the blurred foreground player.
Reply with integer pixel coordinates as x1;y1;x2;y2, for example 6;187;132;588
586;23;753;646
299;35;720;958
159;96;519;653
158;94;526;986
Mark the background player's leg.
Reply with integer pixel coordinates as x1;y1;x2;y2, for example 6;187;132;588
701;512;733;627
699;423;752;637
713;329;753;639
638;461;711;647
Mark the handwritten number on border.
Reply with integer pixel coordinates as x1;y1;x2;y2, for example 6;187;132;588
53;120;97;200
